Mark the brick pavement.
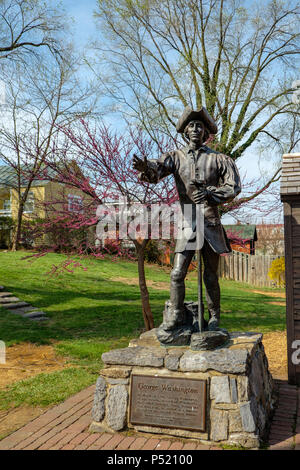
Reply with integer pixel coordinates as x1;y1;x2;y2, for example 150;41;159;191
0;379;299;450
268;379;300;450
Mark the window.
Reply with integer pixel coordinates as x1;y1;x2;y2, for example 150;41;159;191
68;194;83;213
22;191;35;213
3;198;11;212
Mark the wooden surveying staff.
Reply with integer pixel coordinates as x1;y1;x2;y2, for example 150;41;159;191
196;208;205;333
191;160;205;333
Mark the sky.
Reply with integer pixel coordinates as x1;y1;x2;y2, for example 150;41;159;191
62;0;98;48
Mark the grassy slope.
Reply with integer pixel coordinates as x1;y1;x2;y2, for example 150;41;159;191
0;251;286;410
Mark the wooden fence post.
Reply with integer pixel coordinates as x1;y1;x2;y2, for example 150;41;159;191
218;251;280;288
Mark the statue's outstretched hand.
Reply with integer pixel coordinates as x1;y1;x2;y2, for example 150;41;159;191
132;154;148;173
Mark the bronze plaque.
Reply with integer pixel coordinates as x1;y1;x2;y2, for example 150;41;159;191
129;374;206;431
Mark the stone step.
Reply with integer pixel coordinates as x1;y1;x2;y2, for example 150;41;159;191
16;306;39;313
0;287;46;321
23;311;47;319
0;292;14;298
1;301;30;309
8;307;38;316
0;296;21;304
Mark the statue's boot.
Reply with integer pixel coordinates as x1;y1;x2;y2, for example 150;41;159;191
162;303;185;330
208;309;220;331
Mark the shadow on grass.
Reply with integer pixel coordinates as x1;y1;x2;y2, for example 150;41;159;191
0;280;169;345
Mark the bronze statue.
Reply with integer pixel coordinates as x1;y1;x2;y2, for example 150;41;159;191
133;107;241;346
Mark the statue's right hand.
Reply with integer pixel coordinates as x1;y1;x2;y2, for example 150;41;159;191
132;154;148;172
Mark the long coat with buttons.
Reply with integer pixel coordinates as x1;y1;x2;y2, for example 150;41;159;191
140;144;242;254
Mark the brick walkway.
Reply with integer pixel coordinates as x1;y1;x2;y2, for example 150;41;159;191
0;379;299;450
268;379;300;450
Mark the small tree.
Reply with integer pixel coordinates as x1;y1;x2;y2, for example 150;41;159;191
268;256;285;287
33;121;177;330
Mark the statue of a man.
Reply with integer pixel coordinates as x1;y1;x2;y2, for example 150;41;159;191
133;107;241;332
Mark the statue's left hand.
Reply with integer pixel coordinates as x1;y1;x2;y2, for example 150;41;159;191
192;188;207;204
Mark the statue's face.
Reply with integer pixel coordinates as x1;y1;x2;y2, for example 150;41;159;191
185;120;205;144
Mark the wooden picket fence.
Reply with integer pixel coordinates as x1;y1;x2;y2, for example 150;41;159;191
218;251;281;288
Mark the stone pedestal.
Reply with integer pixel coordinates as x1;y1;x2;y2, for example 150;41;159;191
90;329;276;449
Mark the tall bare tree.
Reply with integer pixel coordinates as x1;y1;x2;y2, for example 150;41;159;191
0;52;97;250
0;1;99;251
93;0;300;208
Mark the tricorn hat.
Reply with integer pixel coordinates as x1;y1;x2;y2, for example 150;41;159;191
176;106;218;135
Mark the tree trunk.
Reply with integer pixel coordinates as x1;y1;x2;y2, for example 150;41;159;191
135;239;155;331
11;205;23;251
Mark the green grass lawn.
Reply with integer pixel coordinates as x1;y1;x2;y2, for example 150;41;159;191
0;250;286;412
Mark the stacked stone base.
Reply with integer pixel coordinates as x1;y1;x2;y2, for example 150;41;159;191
90;329;276;449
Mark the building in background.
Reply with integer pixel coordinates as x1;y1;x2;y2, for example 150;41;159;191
0;165;86;248
255;223;284;256
223;224;257;255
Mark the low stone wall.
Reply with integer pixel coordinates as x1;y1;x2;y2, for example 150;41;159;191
90;330;276;449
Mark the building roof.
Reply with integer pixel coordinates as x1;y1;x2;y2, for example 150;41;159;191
223;224;257;241
280;153;300;197
0;165;54;189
